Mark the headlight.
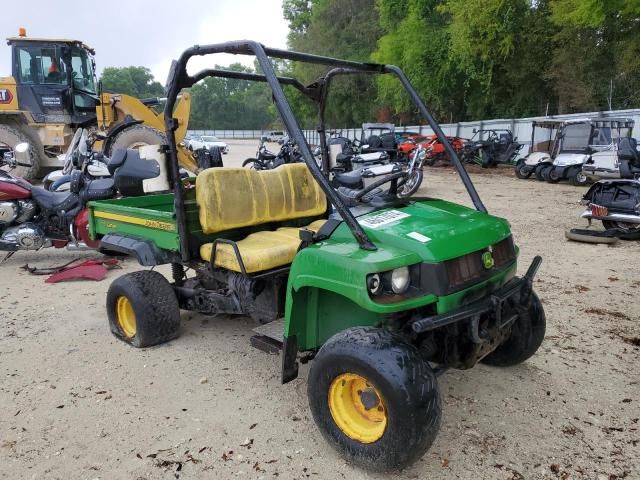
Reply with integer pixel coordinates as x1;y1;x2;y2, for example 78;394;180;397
367;273;382;295
389;266;410;294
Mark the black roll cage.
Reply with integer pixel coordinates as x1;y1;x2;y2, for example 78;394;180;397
163;40;487;262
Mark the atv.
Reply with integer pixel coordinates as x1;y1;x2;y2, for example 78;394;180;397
463;128;522;168
87;41;546;472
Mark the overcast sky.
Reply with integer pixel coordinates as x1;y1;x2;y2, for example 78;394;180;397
1;0;288;84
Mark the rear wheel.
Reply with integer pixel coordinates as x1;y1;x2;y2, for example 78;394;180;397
534;163;550;181
514;159;531;179
569;168;589;187
602;220;640;240
0;124;42;180
482;291;546;366
547;167;561;183
107;270;181;347
308;327;441;472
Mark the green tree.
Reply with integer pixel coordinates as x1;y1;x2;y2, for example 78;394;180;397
549;0;640;111
188;63;277;130
100;66;164;99
283;0;383;128
442;0;554;119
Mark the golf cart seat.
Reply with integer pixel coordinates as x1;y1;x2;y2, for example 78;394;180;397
197;164;327;273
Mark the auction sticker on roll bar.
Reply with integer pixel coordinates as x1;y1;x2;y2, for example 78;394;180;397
359;210;410;228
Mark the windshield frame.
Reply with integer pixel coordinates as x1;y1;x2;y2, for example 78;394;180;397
69;45;97;95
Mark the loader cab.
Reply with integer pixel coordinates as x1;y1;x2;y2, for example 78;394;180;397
8;34;99;125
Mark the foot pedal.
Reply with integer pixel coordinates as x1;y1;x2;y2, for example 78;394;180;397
251;318;285;354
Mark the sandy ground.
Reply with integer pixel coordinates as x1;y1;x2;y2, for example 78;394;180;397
1;140;639;480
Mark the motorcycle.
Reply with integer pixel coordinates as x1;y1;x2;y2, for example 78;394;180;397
43;129;110;192
45;130;206;192
0;139;168;260
578;137;640;240
332;141;431;200
242;139;301;170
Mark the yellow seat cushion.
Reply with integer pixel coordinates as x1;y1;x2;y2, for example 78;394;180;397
196;163;326;234
200;220;326;273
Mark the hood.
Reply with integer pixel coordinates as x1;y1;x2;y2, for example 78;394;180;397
554;153;588;166
524;152;551;165
327;200;512;264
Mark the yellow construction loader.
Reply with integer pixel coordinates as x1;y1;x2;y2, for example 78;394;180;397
0;28;196;180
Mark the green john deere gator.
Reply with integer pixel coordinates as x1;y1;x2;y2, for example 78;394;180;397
87;41;546;471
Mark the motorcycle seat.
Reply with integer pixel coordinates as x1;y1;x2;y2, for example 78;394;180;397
80;178;117;202
31;188;79;212
334;170;365;189
107;149;128;175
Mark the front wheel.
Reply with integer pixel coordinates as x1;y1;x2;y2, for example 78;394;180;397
482;291;546;366
308;327;441;472
107;125;166;154
602;220;640;240
397;168;423;198
107;270;181;348
514;159;532;179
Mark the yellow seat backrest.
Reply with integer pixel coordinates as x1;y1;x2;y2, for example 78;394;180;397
196;163;326;234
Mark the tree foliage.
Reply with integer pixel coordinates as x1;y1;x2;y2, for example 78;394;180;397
188;63;277;130
100;66;164;99
100;1;640;129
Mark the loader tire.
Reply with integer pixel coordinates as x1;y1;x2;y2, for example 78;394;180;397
0;124;42;181
107;125;166;155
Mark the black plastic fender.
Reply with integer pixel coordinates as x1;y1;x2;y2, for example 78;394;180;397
99;234;177;265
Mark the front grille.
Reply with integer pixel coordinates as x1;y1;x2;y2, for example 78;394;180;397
445;250;484;289
444;235;516;291
493;235;516;268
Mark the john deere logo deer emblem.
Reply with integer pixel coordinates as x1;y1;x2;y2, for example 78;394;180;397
482;250;494;269
0;89;13;104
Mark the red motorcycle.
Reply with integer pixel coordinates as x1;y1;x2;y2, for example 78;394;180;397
0;141;162;261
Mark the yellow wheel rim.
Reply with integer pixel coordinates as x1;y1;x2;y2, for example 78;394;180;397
328;373;387;443
115;296;136;338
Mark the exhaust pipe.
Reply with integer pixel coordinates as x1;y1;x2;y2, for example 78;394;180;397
65;241;92;252
581;211;640;224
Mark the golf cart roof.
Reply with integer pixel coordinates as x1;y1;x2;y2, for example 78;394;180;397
163;40;486;259
532;120;567;128
362;123;395;131
542;117;635;128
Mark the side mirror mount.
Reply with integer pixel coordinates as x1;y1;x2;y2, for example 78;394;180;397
472;128;477;134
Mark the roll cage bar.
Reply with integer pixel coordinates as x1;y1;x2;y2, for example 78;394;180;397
163;40;486;262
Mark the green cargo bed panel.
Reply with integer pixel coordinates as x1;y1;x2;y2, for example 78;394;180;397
88;192;201;252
